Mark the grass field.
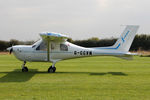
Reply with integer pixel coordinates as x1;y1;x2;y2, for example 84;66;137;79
0;54;150;100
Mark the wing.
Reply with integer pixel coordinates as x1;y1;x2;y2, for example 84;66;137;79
40;32;68;42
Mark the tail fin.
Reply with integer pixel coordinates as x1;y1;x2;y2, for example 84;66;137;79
112;25;139;52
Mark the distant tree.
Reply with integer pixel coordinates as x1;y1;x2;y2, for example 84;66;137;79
24;41;35;45
88;37;99;41
9;39;19;46
67;38;74;43
0;40;9;51
131;34;150;51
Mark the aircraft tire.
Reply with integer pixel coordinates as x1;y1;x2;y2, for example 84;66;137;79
22;67;28;72
48;66;56;73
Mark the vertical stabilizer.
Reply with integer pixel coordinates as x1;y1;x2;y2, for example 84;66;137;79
112;25;139;52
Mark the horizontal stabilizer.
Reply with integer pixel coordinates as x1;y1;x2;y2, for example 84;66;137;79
116;55;133;60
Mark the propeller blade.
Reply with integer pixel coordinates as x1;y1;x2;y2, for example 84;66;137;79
7;47;13;54
10;48;13;54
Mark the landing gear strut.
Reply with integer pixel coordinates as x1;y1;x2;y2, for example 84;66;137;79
48;62;56;73
22;61;28;72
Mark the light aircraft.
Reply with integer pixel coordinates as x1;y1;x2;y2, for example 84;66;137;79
7;25;139;73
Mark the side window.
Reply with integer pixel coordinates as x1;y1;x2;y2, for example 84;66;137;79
36;41;47;51
60;44;68;51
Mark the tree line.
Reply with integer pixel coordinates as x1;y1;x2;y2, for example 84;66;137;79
0;34;150;51
69;34;150;51
0;39;34;51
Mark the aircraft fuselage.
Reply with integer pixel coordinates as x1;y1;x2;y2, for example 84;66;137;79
12;40;126;63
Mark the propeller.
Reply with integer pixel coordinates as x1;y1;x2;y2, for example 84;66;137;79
7;47;13;54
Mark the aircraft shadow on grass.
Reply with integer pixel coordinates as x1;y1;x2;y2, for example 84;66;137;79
56;72;128;76
0;69;127;82
0;69;38;82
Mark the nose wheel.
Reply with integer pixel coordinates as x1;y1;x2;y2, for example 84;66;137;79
22;61;28;72
48;66;56;73
22;67;28;72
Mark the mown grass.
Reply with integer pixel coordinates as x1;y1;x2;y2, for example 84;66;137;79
0;54;150;100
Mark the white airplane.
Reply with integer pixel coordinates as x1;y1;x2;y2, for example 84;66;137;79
7;25;139;73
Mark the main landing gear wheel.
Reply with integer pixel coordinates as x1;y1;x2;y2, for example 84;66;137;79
48;66;56;73
22;67;28;72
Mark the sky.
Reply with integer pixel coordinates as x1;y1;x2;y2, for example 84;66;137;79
0;0;150;41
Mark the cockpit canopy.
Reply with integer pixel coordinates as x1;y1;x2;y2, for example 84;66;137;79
33;40;68;51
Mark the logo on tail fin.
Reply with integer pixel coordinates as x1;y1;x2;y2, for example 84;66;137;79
121;31;130;43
